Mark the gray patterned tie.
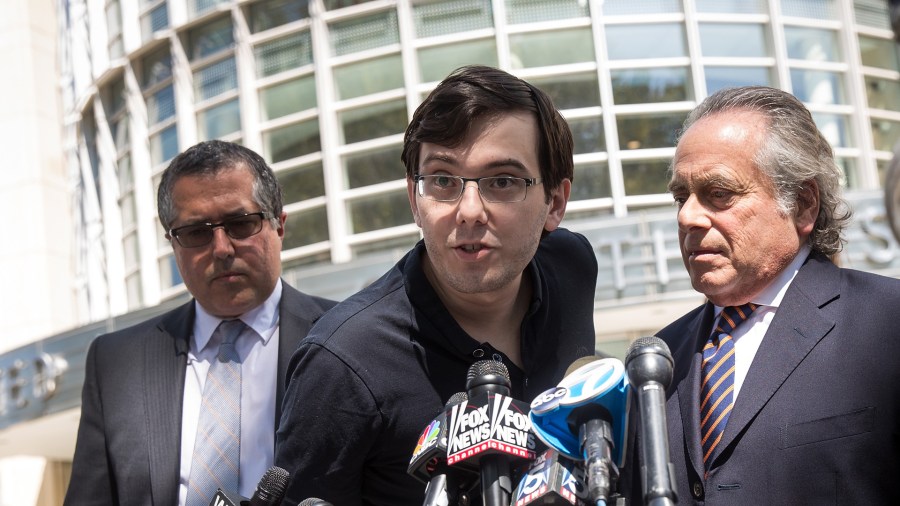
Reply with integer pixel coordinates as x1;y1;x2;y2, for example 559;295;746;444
186;319;245;506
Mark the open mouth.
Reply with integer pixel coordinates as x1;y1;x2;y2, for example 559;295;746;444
459;244;483;253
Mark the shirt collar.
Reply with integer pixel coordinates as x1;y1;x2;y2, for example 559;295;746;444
714;244;811;315
192;279;283;354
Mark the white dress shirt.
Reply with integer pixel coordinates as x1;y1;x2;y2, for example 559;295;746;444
178;280;282;504
711;245;811;401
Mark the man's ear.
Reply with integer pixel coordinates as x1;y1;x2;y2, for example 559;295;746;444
543;178;571;232
407;177;422;227
795;180;820;238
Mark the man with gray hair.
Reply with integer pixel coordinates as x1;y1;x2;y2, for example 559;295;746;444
628;86;900;505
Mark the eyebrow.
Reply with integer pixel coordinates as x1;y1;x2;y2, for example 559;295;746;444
420;153;531;175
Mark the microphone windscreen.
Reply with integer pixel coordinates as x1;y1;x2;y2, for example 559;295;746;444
625;336;672;365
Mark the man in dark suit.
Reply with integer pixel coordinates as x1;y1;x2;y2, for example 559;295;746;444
629;86;900;505
64;140;335;506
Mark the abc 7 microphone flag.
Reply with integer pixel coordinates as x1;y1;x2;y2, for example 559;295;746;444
522;357;630;506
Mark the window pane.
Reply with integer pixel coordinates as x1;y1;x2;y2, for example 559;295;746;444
622;159;670;196
187;16;234;60
198;99;241;139
528;73;600;109
813;113;851;148
700;23;768;58
345;145;403;189
283;207;329;249
858;35;900;71
260;75;317;120
104;78;127;117
854;0;891;30
611;67;690;105
111;115;130;152
147;85;176;124
126;272;143;310
117;154;133;190
334;54;404;100
413;0;493;38
705;66;772;94
348;190;412;233
571;162;611;201
330;10;399;57
279;162;326;202
106;0;122;38
838;157;861;189
191;0;229;18
255;31;313;78
419;39;498;82
194;57;237;100
871;119;900;152
339;100;407;145
121;193;137;230
263;119;321;163
617;112;686;150
150;125;179;166
506;0;589;24
695;0;766;14
780;0;838;20
790;69;845;105
603;0;681;14
568;116;605;154
865;76;900;111
141;3;169;42
784;27;840;62
323;0;367;9
159;254;183;290
606;24;686;60
249;0;309;33
140;46;172;89
509;28;594;69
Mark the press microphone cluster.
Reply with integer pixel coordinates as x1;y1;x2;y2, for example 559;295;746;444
208;466;290;506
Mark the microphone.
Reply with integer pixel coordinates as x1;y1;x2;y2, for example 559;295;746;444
297;499;333;506
624;337;677;506
511;448;588;506
408;392;478;506
207;466;290;506
529;357;630;506
249;466;290;506
468;360;512;506
445;360;536;506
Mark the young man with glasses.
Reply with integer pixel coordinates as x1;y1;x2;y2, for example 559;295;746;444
275;65;599;505
65;140;335;506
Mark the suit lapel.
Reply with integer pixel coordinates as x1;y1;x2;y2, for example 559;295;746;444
714;253;839;466
145;302;192;505
674;303;716;480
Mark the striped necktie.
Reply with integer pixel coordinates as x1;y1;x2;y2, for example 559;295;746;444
700;303;757;468
186;319;245;506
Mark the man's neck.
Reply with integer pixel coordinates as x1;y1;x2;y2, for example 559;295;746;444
423;259;531;368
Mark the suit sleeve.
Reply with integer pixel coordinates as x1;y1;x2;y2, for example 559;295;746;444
64;337;117;506
275;341;381;506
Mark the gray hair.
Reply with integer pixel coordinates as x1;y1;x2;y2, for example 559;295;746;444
678;86;850;255
157;140;283;231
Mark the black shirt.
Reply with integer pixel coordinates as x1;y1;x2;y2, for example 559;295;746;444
275;228;598;506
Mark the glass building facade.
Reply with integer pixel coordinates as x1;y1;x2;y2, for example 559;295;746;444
59;0;900;349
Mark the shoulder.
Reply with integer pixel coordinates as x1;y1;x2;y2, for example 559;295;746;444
535;228;598;276
280;282;338;317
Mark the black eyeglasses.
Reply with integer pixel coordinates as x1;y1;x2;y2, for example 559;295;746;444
414;175;542;203
168;212;269;248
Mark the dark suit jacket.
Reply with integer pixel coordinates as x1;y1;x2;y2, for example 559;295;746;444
64;283;335;506
628;252;900;505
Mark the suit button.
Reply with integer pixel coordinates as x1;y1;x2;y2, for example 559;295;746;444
692;481;704;499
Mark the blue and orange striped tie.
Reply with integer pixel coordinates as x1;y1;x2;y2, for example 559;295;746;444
700;303;757;469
